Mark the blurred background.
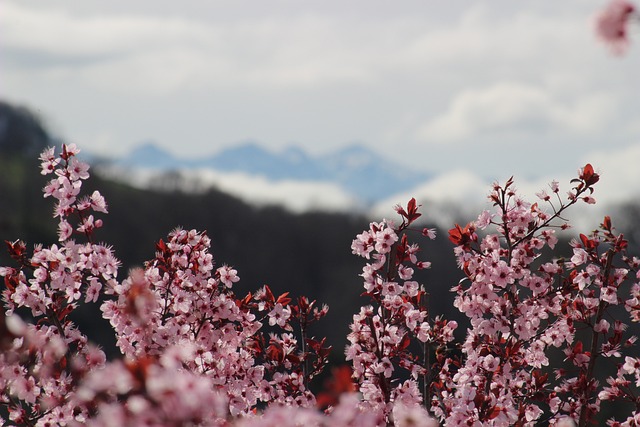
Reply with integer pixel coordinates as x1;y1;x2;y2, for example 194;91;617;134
1;0;639;368
2;1;639;219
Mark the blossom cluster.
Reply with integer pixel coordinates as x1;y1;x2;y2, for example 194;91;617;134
1;146;639;427
0;145;333;425
347;198;456;424
445;167;640;426
1;144;116;425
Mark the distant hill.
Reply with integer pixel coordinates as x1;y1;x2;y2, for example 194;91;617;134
0;100;56;157
111;141;432;203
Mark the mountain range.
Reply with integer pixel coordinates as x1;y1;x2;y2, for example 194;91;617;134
110;141;432;203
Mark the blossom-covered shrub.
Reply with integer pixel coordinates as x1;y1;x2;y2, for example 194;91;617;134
1;146;639;427
444;170;640;425
347;198;458;423
1;145;335;425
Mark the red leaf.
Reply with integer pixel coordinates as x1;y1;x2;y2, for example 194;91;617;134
448;223;472;246
239;292;253;307
579;233;598;251
319;345;332;358
505;176;514;188
298;296;310;311
316;365;356;409
126;355;154;385
615;236;628;251
277;292;291;305
5;240;27;262
155;239;168;254
488;406;503;420
406;198;422;224
579;233;589;247
266;343;284;362
581;163;599;186
448;224;462;245
573;341;583;354
246;337;263;354
61;144;70;161
407;197;417;214
399;333;411;351
532;370;548;388
57;305;74;321
263;285;275;303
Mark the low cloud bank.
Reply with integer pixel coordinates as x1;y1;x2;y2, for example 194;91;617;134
374;143;640;232
98;166;358;214
98;142;640;233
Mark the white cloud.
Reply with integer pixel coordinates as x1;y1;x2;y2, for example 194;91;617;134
1;2;378;94
1;0;638;182
185;169;357;213
397;6;588;67
93;140;640;233
371;142;640;231
580;143;640;204
0;1;609;96
97;166;357;214
371;170;491;229
417;82;616;143
1;2;222;94
1;3;213;57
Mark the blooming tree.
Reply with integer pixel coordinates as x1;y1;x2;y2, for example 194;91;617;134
1;145;335;426
444;169;640;426
347;167;640;426
347;198;458;424
1;145;117;425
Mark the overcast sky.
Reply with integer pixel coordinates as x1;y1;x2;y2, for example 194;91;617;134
2;0;639;214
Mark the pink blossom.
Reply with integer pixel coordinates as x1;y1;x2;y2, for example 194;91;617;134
595;0;636;55
416;322;431;342
68;157;90;180
536;189;551;201
90;191;108;213
268;303;292;327
422;227;437;239
85;278;102;303
374;226;398;254
217;265;240;288
622;356;640;375
403;281;419;297
392;403;438;427
555;417;576;427
58;218;73;241
571;248;589;266
475;210;493;229
398;265;414;280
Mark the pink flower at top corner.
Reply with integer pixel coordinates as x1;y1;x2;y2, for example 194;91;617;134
595;0;637;55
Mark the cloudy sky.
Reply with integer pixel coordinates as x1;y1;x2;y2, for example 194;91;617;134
2;1;639;216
